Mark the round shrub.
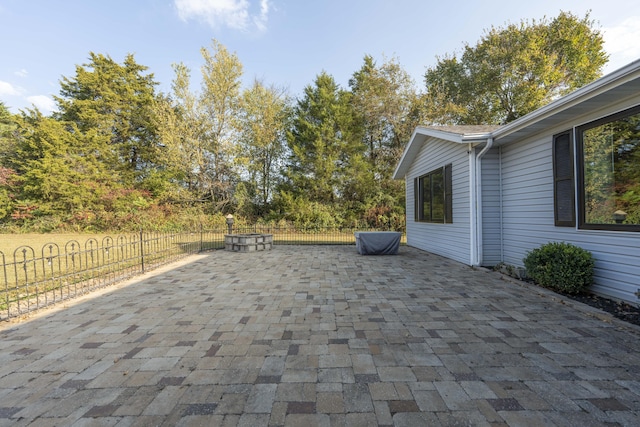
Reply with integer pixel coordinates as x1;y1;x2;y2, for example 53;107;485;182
523;242;594;294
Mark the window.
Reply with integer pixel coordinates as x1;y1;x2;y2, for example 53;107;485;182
415;164;452;223
576;105;640;231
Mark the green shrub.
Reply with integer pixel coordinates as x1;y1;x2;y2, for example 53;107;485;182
523;242;594;294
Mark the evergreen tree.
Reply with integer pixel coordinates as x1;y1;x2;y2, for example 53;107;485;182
55;53;161;185
0;101;18;169
0;102;18;220
284;72;354;206
12;109;114;219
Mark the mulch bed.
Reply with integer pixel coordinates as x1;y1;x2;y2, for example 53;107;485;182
563;292;640;327
497;265;640;327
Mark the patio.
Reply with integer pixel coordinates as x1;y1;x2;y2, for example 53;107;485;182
1;245;639;426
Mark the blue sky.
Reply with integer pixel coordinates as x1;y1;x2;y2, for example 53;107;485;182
1;0;640;114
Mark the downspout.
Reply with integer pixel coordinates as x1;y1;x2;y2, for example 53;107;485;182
473;137;494;266
468;143;476;266
498;145;504;263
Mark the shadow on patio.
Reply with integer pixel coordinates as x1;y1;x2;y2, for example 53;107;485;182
1;245;639;426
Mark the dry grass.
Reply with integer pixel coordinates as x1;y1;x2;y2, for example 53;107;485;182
0;232;202;317
0;233;113;258
0;228;403;254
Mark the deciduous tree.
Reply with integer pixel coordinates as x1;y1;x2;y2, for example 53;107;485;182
348;56;420;223
349;55;419;180
200;40;243;211
237;80;291;216
155;40;243;212
153;64;207;203
424;11;608;125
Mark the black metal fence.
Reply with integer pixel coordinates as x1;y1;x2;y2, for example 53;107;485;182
1;225;404;320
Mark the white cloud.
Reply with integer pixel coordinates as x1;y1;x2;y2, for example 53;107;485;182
26;95;56;113
253;0;269;32
175;0;269;32
14;69;28;78
0;80;21;96
602;16;640;72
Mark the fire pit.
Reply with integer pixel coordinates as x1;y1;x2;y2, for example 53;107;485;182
224;233;273;252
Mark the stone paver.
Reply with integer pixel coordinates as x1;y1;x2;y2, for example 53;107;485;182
1;245;640;426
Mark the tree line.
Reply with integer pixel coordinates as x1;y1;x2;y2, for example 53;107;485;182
0;12;607;232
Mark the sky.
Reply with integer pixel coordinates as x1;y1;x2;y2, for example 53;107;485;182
1;0;640;114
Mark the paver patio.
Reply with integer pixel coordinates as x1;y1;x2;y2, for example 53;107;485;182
1;245;639;426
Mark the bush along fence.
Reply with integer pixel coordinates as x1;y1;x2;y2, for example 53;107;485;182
1;224;405;320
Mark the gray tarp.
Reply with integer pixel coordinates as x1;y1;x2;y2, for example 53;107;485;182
354;231;401;255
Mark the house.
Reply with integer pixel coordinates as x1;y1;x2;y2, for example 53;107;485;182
393;59;640;304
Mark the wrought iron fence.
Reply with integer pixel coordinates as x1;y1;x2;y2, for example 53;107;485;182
1;225;404;320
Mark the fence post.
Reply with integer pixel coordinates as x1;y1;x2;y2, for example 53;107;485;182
200;223;203;253
1;251;7;319
139;229;145;274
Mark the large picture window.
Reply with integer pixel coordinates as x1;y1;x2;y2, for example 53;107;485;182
576;105;640;231
415;164;452;223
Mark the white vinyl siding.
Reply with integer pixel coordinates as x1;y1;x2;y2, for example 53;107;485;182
501;135;569;261
480;147;502;266
402;128;640;303
399;88;640;303
405;139;471;264
500;128;640;303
